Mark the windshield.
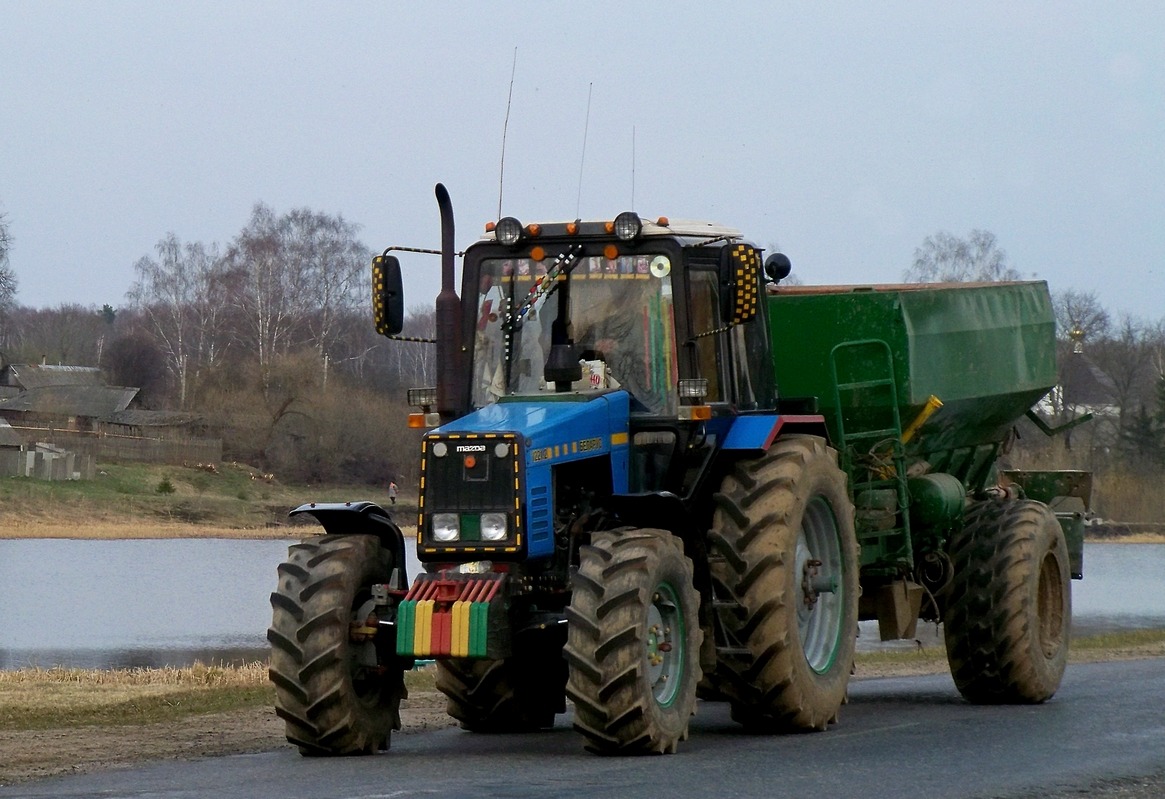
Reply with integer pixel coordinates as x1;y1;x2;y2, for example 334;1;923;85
471;253;678;415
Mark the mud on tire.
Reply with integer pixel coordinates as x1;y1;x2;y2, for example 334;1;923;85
268;534;406;755
943;498;1071;704
564;528;702;755
708;435;859;732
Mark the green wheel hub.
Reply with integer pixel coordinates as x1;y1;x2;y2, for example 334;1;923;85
646;583;685;708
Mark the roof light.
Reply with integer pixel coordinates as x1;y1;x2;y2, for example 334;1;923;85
495;217;524;246
526;223;542;237
407;387;438;408
603;244;619;261
678;378;709;400
614;212;642;241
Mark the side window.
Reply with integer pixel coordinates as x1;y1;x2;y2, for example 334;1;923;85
687;269;728;402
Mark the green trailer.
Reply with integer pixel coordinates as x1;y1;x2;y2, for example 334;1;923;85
767;280;1087;691
271;193;1088;757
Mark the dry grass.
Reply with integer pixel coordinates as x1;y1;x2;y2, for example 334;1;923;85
0;519;291;540
1093;532;1165;544
0;662;273;730
0;661;436;733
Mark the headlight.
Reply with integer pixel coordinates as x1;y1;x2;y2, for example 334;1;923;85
495;217;524;246
481;512;508;541
613;211;642;241
431;513;460;542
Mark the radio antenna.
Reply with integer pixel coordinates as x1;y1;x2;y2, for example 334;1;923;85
497;48;517;219
631;125;636;210
575;82;593;219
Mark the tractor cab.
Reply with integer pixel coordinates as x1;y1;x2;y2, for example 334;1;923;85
377;208;787;503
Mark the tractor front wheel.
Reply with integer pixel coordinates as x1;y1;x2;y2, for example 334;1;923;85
268;534;406;755
564;528;702;754
436;628;567;733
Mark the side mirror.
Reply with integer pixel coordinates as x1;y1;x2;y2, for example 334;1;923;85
726;244;761;324
372;254;404;336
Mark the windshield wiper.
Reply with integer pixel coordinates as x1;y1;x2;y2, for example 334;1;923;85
505;245;584;333
502;244;583;370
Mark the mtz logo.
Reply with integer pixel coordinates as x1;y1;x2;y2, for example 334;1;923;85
456;444;487;453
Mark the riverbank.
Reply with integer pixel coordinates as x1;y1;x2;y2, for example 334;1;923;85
0;519;419;540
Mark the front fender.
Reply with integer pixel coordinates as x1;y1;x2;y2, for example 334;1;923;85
289;501;408;590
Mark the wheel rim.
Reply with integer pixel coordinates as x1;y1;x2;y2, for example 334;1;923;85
646;582;685;708
1037;550;1065;658
796;496;844;673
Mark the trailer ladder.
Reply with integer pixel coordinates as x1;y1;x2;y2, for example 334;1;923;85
829;339;913;575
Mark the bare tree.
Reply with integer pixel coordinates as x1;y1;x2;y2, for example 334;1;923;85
1091;315;1156;437
4;303;111;365
128;234;230;408
1053;288;1111;347
227;205;311;387
0;210;16;346
905;229;1021;283
225;204;370;392
285;208;370;361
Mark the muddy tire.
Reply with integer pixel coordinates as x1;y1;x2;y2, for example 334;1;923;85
436;641;566;732
944;498;1070;704
268;534;406;755
564;528;702;754
708;435;859;732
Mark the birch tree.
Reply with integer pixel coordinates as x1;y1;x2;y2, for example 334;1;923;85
905;229;1021;283
128;234;230;407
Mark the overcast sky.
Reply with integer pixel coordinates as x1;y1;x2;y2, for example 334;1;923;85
2;2;1162;326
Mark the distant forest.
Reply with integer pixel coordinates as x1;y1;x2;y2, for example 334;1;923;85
1;210;1164;492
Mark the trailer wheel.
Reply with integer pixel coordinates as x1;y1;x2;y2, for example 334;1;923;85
564;528;702;754
436;634;567;732
268;534;406;755
708;435;858;732
943;498;1070;703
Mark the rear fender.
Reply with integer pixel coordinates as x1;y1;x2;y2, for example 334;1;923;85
289;501;409;590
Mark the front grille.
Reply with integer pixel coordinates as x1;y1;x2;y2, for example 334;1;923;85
419;433;524;557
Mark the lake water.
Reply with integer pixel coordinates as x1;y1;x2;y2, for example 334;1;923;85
0;540;1161;670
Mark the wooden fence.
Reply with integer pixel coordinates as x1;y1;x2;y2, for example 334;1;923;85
5;427;222;468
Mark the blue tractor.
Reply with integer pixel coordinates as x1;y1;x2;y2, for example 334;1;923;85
269;184;1081;756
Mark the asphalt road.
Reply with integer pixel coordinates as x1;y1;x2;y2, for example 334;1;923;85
4;659;1163;799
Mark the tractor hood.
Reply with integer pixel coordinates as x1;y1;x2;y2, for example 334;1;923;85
433;390;631;476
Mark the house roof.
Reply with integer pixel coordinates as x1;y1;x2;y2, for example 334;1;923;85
1;364;106;390
0;418;23;448
0;385;139;417
1059;353;1118;407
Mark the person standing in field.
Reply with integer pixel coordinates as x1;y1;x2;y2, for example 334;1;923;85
388;480;398;505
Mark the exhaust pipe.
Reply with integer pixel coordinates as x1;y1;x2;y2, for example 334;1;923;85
434;183;462;417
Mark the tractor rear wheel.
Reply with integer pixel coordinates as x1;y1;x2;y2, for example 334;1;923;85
708;435;859;732
268;534;406;755
565;528;702;754
943;498;1070;703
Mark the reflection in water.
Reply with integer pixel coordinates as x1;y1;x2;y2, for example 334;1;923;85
0;540;1160;669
